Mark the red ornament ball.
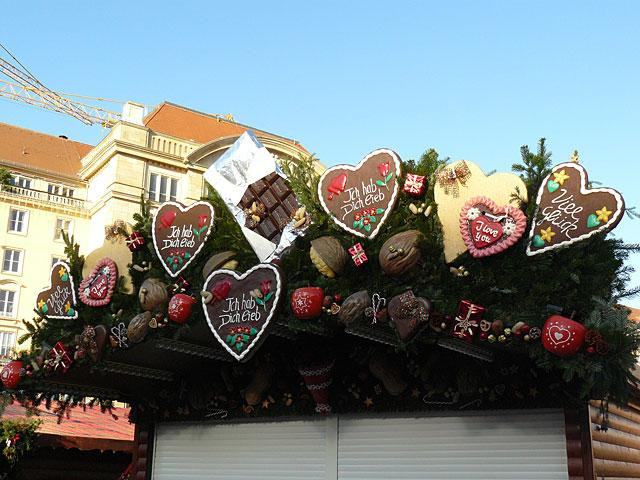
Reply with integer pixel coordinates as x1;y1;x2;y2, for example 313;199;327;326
1;360;23;389
168;294;196;324
291;287;325;320
541;315;586;357
586;346;596;355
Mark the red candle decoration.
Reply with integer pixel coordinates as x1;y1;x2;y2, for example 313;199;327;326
0;360;23;389
541;315;586;357
168;293;196;324
452;300;485;342
290;287;325;320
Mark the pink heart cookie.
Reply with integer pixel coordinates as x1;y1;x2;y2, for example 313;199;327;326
459;196;526;258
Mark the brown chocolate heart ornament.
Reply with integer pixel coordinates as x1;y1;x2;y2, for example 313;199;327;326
152;201;214;277
202;264;282;362
36;261;78;319
388;290;431;342
318;149;401;239
526;162;625;256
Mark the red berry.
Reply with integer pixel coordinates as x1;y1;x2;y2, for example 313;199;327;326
586;346;596;354
333;293;343;303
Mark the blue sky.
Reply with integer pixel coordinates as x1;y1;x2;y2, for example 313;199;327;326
1;1;639;305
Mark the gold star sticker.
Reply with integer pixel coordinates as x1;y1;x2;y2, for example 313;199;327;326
58;266;67;278
596;206;612;223
64;301;71;312
553;169;570;185
540;226;555;243
37;300;45;310
261;399;271;409
363;397;373;408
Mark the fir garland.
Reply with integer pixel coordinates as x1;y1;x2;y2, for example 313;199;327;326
5;139;640;419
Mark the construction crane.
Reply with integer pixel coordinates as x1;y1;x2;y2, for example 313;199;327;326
0;43;122;127
0;43;234;127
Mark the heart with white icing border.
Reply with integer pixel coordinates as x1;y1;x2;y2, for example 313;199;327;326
152;201;214;277
459;196;527;258
317;149;401;239
526;162;625;256
36;261;78;319
202;263;282;362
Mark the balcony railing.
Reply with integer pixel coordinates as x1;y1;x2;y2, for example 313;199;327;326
1;185;87;211
148;133;197;158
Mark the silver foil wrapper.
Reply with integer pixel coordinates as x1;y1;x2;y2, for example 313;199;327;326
203;131;308;262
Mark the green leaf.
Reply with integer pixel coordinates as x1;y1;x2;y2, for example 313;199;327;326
376;180;385;186
193;228;201;237
256;298;264;306
226;335;234;345
353;220;359;228
264;292;273;303
376;208;384;214
250;328;257;335
364;224;371;232
385;173;393;182
369;216;377;223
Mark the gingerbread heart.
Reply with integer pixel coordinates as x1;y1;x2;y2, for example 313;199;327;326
36;261;78;319
459;196;527;258
318;149;401;239
152;201;214;277
434;160;527;263
526;163;625;256
202;264;282;362
78;258;117;307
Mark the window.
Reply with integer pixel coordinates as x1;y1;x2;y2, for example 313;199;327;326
7;209;29;234
54;218;72;241
0;290;16;318
2;249;23;274
149;173;178;202
0;331;15;358
48;184;74;198
10;175;32;189
51;256;65;267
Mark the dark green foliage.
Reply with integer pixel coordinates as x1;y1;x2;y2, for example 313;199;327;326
11;139;640;409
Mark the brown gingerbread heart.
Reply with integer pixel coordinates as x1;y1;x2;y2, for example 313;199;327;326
318;149;401;239
36;261;78;319
202;264;282;362
527;163;625;255
152;201;214;277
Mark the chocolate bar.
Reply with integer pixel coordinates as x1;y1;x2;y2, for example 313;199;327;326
239;173;299;243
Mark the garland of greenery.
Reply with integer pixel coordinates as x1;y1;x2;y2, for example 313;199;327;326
4;138;640;421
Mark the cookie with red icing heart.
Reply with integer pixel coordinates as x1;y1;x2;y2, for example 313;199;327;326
318;149;401;239
78;258;117;307
459;196;527;258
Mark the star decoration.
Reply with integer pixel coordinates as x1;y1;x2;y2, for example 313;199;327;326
596;206;612;223
540;226;555;243
553;169;570;185
363;397;373;408
570;150;579;163
58;267;67;278
37;300;45;310
64;301;71;312
262;399;271;409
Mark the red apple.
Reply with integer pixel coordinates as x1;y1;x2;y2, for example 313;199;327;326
541;315;586;357
1;360;23;389
168;294;196;324
290;287;324;320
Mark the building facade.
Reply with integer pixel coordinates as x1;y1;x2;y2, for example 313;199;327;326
0;102;309;359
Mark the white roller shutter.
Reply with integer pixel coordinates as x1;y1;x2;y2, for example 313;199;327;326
337;410;568;480
153;418;336;480
153;409;568;480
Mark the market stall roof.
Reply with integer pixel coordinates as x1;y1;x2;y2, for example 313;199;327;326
2;403;134;452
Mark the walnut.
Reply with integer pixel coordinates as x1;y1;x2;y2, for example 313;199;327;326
310;236;347;278
378;230;423;277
